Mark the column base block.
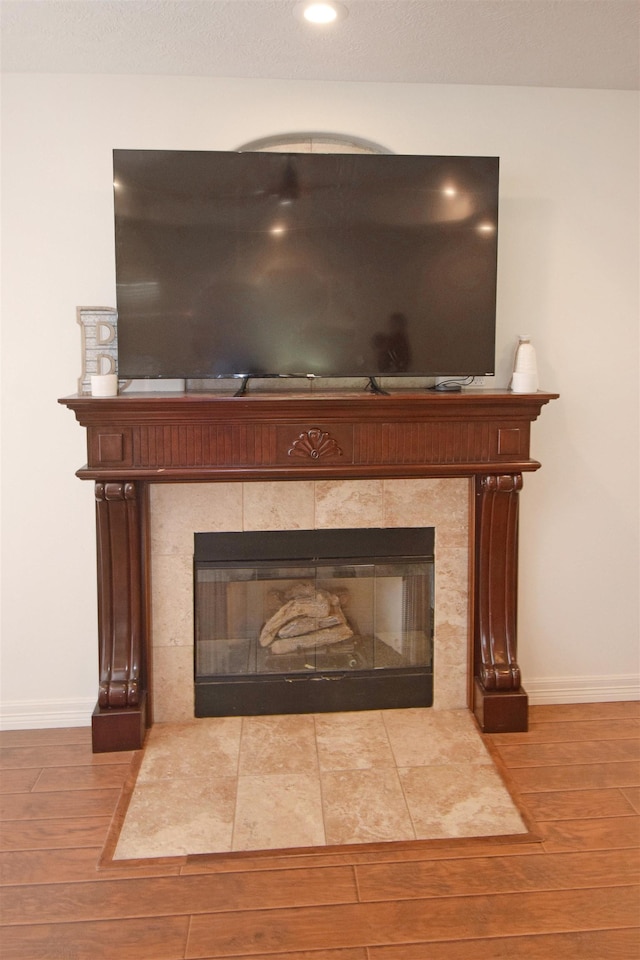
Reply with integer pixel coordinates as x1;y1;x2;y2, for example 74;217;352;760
473;679;528;733
91;693;148;753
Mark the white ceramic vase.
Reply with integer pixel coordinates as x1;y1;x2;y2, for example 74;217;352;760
510;335;538;393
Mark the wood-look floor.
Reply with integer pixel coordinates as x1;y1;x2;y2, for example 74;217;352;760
1;701;638;960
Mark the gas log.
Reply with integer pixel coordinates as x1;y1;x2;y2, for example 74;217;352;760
260;582;353;654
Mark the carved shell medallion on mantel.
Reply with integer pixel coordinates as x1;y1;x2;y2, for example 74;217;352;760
288;428;343;462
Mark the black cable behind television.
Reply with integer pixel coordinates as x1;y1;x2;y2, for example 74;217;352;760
113;149;499;381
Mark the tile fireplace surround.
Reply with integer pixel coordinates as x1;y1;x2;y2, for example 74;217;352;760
151;477;466;724
60;388;557;752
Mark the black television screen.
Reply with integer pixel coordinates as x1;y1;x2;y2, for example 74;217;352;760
113;149;499;380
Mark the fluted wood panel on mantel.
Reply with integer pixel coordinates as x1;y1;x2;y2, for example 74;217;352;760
60;389;558;751
96;419;523;472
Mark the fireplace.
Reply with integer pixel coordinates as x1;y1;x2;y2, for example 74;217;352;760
60;388;558;750
149;477;469;727
193;527;434;716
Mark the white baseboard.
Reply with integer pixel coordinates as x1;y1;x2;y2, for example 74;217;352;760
1;678;638;730
525;674;640;705
0;698;94;730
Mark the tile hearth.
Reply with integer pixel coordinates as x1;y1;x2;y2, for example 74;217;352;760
113;708;528;860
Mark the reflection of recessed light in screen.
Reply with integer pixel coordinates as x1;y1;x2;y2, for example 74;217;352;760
477;222;495;235
270;224;286;237
443;185;457;197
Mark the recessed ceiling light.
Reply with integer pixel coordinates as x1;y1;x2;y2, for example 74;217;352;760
294;2;348;25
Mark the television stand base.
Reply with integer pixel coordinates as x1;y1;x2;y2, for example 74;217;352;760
366;376;390;395
233;375;251;396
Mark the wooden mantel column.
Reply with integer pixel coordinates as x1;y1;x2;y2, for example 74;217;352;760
474;472;527;732
92;480;147;752
60;388;557;751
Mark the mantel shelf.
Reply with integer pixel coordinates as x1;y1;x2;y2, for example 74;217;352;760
60;389;558;482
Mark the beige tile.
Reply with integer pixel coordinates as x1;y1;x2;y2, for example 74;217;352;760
432;647;469;712
239;714;319;775
383;478;469;537
233;773;325;851
137;718;242;782
433;542;470;711
399;763;527;840
314;711;395;771
113;776;237;859
150;483;243;556
383;708;490;767
242;480;315;530
314;479;384;528
321;768;415;845
435;546;469;629
152;646;195;723
151;554;193;647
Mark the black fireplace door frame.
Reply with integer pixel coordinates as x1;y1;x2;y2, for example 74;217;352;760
193;527;434;717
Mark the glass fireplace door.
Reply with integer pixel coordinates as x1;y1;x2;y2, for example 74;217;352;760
194;528;434;717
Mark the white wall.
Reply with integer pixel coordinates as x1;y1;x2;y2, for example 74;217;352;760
1;75;638;727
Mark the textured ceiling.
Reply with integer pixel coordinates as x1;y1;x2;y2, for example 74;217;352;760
1;0;638;90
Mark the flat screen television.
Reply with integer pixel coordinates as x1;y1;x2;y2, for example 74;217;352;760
113;149;499;381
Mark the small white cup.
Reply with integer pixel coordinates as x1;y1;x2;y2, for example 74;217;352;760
91;373;118;397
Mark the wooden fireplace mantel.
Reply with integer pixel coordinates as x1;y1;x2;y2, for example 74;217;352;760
60;388;558;751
